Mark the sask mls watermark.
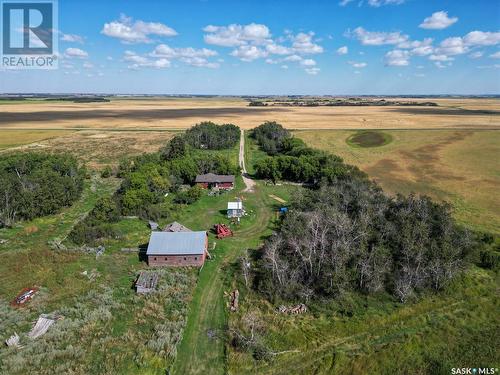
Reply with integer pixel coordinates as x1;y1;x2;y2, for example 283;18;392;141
1;0;58;69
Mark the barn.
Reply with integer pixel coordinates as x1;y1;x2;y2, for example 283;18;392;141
146;231;208;267
195;173;235;190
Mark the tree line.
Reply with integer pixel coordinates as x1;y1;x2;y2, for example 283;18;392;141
252;122;365;184
0;153;85;227
184;121;240;150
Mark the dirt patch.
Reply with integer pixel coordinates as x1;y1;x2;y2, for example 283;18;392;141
269;194;286;203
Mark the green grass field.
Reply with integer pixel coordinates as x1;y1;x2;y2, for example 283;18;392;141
295;129;500;234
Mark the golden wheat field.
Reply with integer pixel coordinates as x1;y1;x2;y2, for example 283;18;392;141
0;97;498;130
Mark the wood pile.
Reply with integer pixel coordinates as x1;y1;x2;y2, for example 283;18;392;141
28;314;62;339
277;303;308;315
229;289;239;312
135;271;160;294
5;333;21;348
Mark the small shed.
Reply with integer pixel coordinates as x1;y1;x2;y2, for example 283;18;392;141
227;201;244;219
135;271;159;294
146;231;208;267
163;221;192;233
195;173;235;190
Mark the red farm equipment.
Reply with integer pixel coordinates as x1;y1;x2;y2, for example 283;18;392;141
214;223;233;239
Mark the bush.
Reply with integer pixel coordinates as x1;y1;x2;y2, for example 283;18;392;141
100;166;112;178
184;121;240;150
174;185;203;205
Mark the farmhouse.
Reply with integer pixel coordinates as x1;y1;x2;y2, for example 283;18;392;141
195;173;235;190
227;201;244;219
146;231;208;267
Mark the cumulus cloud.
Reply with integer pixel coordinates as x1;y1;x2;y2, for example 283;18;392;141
349;27;408;46
429;54;454;62
124;50;171;69
463;31;500;46
266;43;293;55
300;58;317;66
61;33;85;44
102;14;177;44
291;32;323;54
203;23;270;47
419;11;458;30
64;47;88;59
151;44;217;59
230;45;268;61
336;46;348;55
384;50;410;66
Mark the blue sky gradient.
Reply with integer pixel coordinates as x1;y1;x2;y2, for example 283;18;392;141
1;0;499;94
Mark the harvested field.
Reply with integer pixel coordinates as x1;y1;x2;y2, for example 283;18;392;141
296;129;500;234
0;97;498;130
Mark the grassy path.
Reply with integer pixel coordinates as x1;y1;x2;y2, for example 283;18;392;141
172;136;274;375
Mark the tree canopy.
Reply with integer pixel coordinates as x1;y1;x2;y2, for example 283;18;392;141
184;121;240;150
0;153;85;227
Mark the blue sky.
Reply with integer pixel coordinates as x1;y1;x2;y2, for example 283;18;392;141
1;0;500;94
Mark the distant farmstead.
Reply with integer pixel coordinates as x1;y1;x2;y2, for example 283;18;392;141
146;231;208;267
195;173;235;190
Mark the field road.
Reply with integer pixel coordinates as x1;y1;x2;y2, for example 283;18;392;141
239;129;255;192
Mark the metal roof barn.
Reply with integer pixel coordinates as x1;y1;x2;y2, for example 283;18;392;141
146;231;207;256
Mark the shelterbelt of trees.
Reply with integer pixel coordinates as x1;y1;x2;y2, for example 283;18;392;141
0;153;85;228
251;122;497;303
70;123;239;245
184;121;240;150
253;121;365;184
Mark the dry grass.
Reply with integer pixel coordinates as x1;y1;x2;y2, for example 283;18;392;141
1;130;175;169
296;129;500;234
0;97;498;130
0;130;73;150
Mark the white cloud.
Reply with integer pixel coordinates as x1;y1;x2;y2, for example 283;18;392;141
348;61;367;68
180;57;219;68
64;47;88;59
230;45;268;61
350;27;408;46
469;51;483;59
300;58;316;66
291;32;323;54
305;67;320;75
490;51;500;59
61;33;85;44
83;62;94;69
436;37;467;56
341;0;404;6
281;65;288;69
102;14;177;44
203;23;270;47
265;58;279;64
384;50;410;66
336;46;348;55
151;44;217;59
429;54;454;62
284;54;302;62
419;11;458;30
463;31;500;46
123;50;171;69
367;0;405;7
266;43;293;55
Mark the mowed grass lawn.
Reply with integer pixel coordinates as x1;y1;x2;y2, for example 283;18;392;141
295;129;500;234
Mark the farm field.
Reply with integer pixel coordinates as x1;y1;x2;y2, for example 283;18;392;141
295;129;500;234
0;97;499;130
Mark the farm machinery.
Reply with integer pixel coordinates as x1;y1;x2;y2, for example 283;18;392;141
214;223;233;239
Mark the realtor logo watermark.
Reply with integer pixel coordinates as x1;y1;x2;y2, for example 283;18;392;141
1;0;58;69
